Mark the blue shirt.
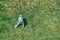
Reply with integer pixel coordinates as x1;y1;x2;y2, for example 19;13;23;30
18;16;23;22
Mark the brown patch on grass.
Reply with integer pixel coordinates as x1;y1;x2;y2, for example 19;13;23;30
50;0;57;7
26;0;31;8
12;1;17;7
33;0;36;1
44;0;57;6
26;0;39;8
4;0;18;8
20;0;24;7
4;3;14;8
32;0;38;8
4;0;40;9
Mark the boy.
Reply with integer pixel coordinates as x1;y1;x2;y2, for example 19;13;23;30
15;15;24;28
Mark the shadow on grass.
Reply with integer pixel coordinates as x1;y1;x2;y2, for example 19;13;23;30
23;18;27;27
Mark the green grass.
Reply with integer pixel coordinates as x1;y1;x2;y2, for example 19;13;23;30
0;0;60;40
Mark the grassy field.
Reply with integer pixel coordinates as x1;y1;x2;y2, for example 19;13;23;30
0;0;60;40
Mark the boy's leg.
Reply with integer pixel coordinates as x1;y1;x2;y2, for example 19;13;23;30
22;22;24;27
15;22;20;28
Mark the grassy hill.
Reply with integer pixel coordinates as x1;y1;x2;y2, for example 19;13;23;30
0;0;60;40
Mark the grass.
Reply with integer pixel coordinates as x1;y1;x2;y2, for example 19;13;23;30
0;0;60;40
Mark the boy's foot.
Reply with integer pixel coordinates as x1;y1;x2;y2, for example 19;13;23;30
15;26;17;28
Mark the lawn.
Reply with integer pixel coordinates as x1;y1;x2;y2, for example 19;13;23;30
0;0;60;40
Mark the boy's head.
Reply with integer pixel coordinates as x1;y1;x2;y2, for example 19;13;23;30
19;15;22;17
